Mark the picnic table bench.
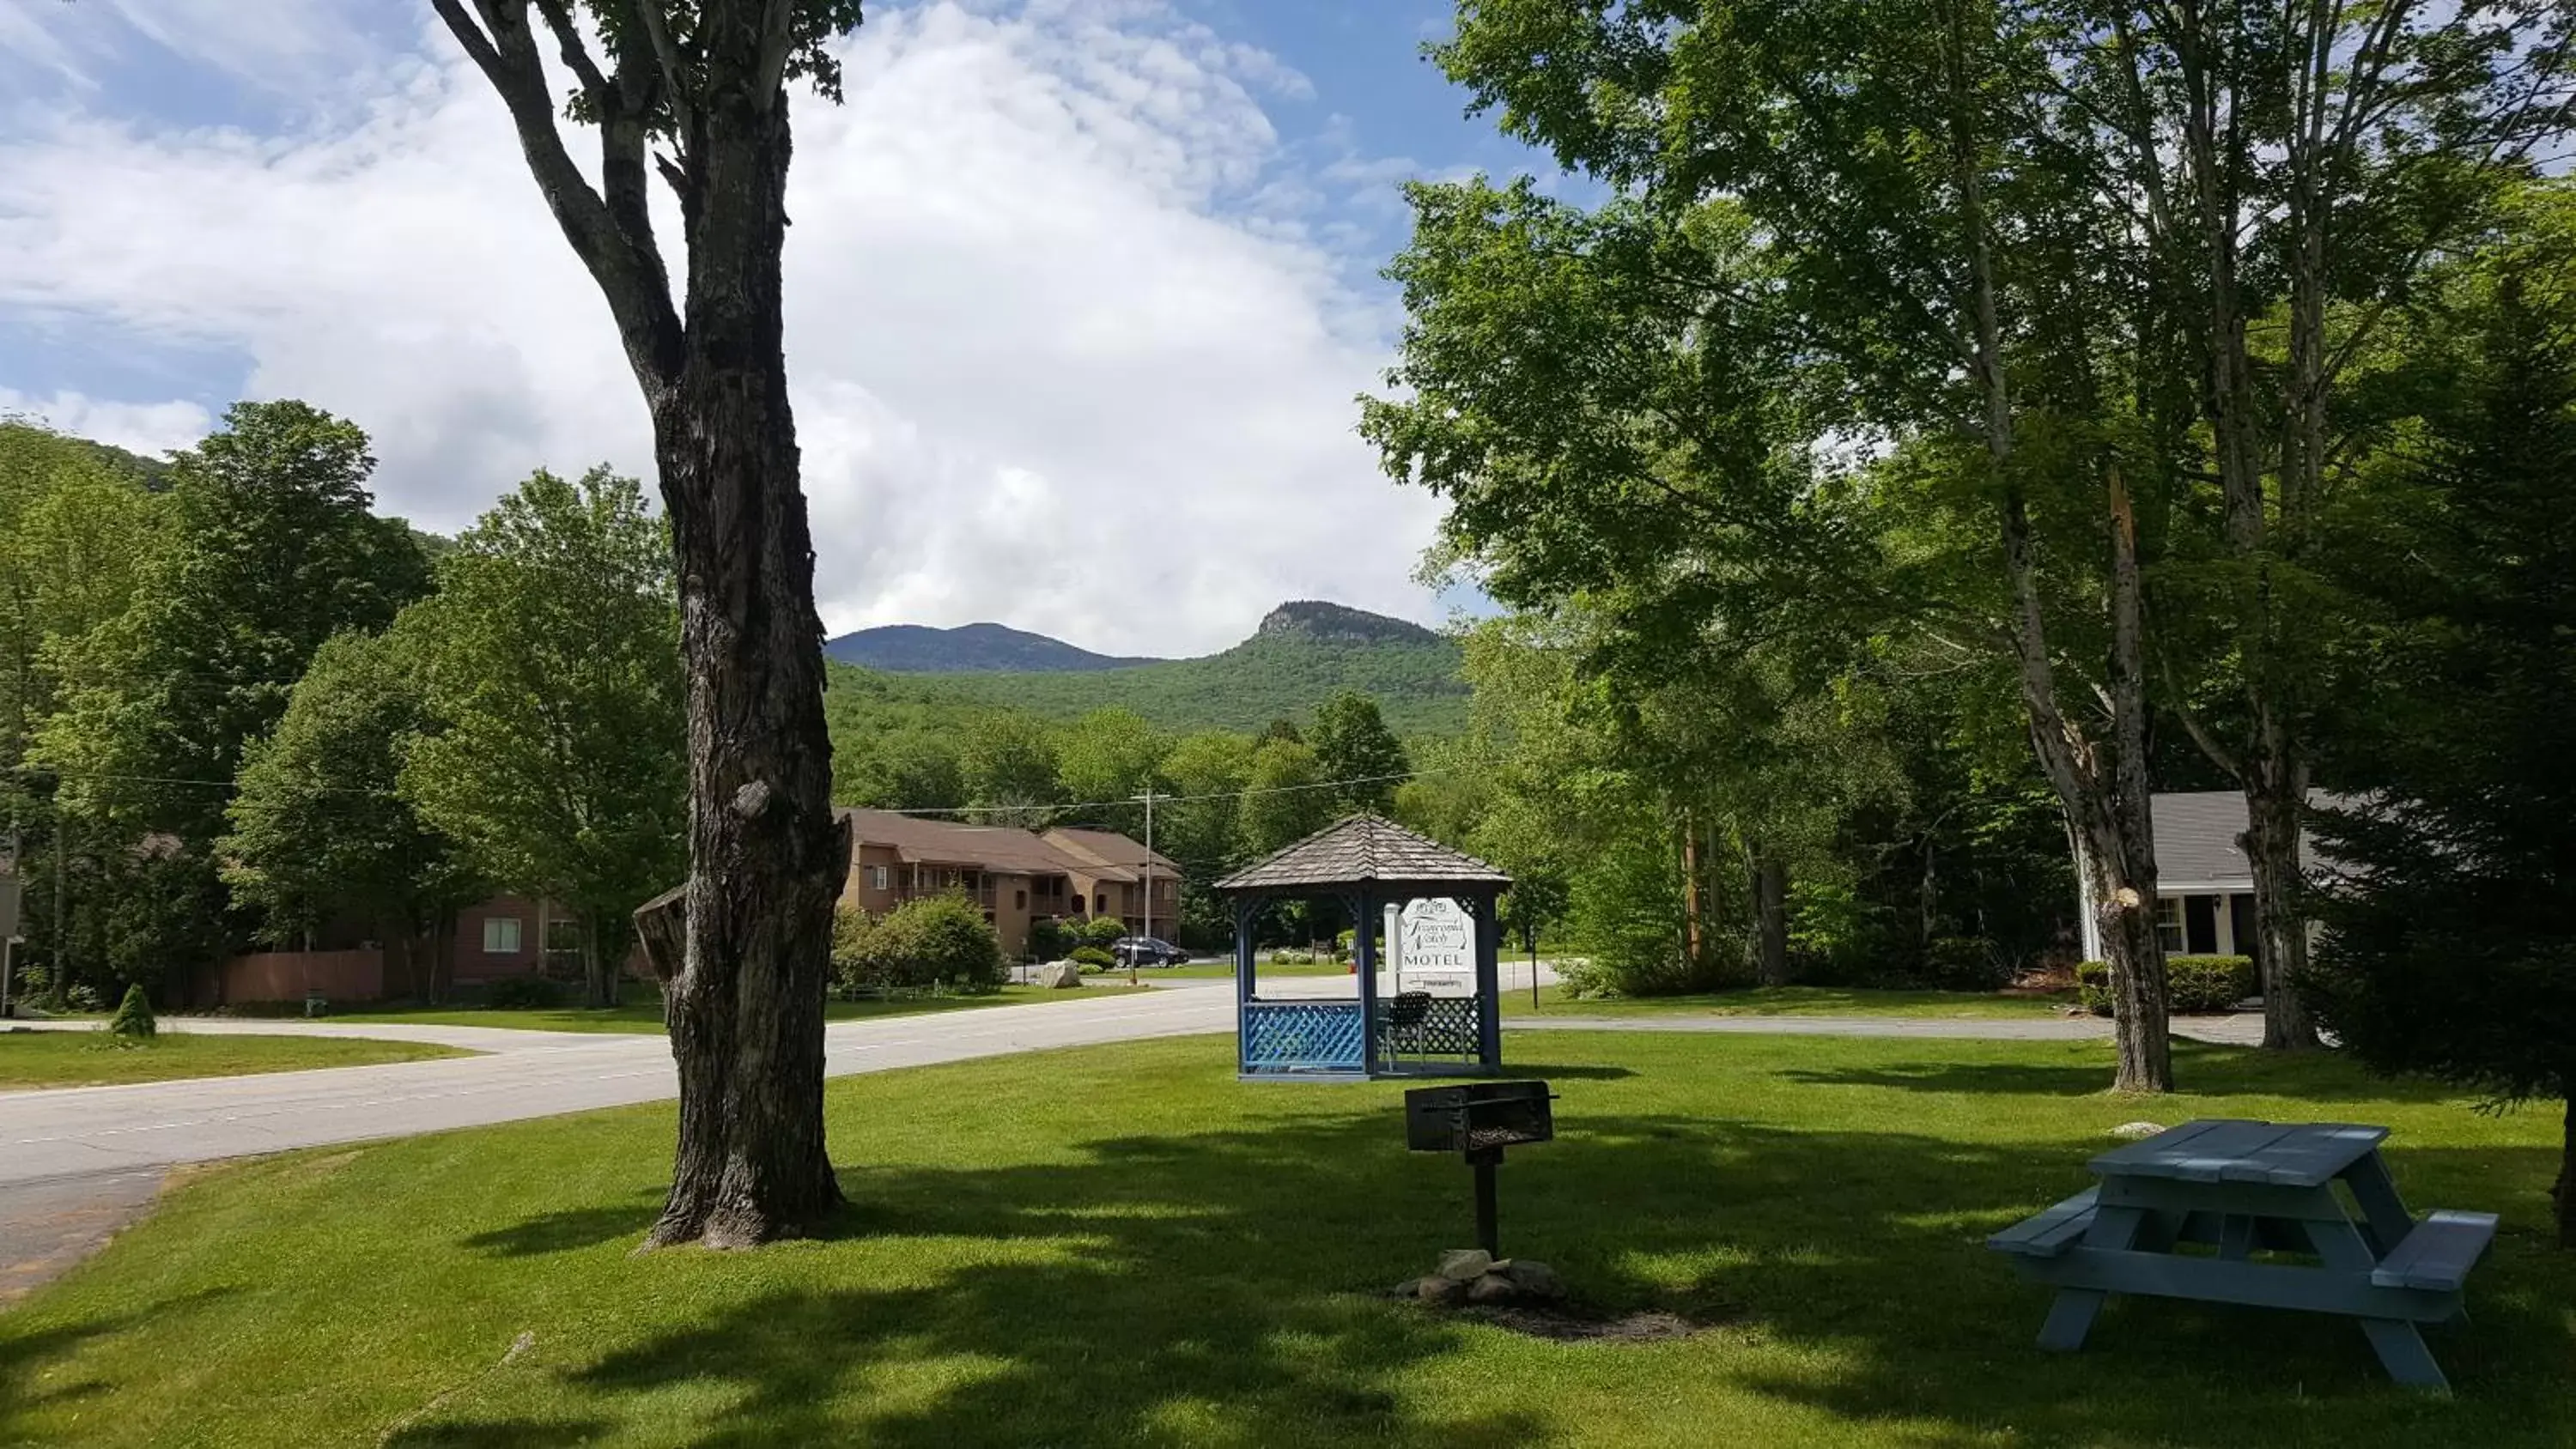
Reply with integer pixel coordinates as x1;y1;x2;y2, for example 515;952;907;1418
1989;1119;2497;1391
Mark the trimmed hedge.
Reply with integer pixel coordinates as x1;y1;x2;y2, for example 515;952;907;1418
1068;945;1115;971
483;977;566;1010
2076;955;2256;1016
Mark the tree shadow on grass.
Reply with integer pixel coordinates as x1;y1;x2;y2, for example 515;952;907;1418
1783;1040;2482;1105
459;1193;665;1258
0;1285;240;1428
404;1099;2574;1448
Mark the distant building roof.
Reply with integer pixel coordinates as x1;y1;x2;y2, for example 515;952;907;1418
1213;814;1511;894
1042;828;1178;880
836;809;1120;878
2150;790;2344;890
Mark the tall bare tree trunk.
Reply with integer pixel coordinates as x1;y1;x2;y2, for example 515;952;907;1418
644;84;846;1249
1680;813;1704;973
2556;1094;2575;1250
1752;851;1789;986
1947;9;2170;1091
430;0;856;1247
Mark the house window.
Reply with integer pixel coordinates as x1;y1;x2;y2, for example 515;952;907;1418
1015;888;1027;910
1095;893;1109;913
483;916;523;955
2154;897;2184;955
868;865;890;891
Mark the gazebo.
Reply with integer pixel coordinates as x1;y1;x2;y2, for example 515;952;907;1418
1213;814;1512;1080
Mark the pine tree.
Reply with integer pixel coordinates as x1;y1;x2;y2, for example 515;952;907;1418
2308;270;2576;1247
107;982;156;1040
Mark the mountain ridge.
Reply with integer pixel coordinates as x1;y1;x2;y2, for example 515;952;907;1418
823;621;1160;673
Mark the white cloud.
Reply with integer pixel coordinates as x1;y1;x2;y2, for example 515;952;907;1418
0;387;209;457
0;0;1448;657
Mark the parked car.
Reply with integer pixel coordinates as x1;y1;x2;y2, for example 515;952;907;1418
1111;936;1190;967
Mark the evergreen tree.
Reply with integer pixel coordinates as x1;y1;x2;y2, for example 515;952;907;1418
2307;269;2576;1247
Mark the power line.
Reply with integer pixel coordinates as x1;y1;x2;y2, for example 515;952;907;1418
5;762;1451;816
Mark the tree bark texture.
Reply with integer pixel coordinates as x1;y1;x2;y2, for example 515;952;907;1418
645;88;848;1249
1753;852;1790;987
430;0;854;1247
1948;19;2172;1090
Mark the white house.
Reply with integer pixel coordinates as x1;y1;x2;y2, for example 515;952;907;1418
2075;791;2330;962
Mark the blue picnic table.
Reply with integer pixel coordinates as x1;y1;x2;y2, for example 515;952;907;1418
1989;1119;2497;1391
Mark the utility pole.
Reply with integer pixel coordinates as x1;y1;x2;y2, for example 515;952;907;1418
1130;789;1163;988
1;819;19;1019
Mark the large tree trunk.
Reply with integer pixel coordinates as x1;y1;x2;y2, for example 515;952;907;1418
1753;852;1790;986
644;89;848;1250
2242;760;2320;1048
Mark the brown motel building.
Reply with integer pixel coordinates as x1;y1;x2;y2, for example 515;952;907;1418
836;809;1182;957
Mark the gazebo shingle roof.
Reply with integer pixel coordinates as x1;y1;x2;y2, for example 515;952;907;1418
1213;814;1511;894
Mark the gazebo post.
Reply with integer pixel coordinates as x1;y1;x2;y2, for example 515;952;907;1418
1354;885;1380;1077
1233;895;1258;1075
1473;888;1504;1070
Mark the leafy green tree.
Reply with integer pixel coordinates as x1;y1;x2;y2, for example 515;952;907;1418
833;728;965;813
397;469;685;1010
1306;690;1409;813
1054;706;1166;833
1157;730;1256;941
1237;738;1334;858
433;0;866;1246
958;711;1060;825
1379;3;2186;1088
0;421;163;766
222;630;483;1003
33;402;429;995
2306;266;2576;1248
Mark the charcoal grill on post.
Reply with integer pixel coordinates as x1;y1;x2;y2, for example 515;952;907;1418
1406;1080;1555;1258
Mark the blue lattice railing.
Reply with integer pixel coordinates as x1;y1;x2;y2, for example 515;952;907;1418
1242;1001;1366;1073
1378;995;1481;1064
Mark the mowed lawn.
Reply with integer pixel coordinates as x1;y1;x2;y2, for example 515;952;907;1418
318;982;1149;1035
1502;983;2077;1019
4;1033;2571;1448
0;1030;466;1090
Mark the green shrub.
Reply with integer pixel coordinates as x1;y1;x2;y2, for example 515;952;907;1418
1920;936;2011;991
838;895;1007;993
1078;915;1127;949
2075;955;2256;1016
66;984;103;1014
482;977;565;1010
1069;945;1115;970
1267;949;1320;966
107;983;157;1040
1555;957;1625;1000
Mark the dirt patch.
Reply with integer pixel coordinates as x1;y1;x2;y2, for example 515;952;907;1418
0;1167;170;1304
1467;1304;1711;1341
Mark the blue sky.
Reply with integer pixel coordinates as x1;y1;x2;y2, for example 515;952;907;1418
0;1;1532;652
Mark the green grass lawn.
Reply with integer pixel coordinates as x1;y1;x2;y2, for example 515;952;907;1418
1501;982;2076;1019
1151;961;1355;980
303;983;1149;1036
0;1031;466;1091
5;1031;2568;1446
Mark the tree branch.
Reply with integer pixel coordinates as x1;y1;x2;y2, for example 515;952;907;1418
753;0;796;108
433;0;684;392
634;0;696;137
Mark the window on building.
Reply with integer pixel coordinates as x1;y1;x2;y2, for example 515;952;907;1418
1095;893;1109;913
1015;888;1027;910
483;916;523;955
2154;897;2184;955
868;864;889;891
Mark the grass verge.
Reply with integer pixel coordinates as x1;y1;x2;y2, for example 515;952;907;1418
3;1032;2566;1446
290;982;1149;1036
0;1030;466;1091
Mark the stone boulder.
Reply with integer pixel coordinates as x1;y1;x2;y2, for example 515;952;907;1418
1033;961;1084;990
1436;1248;1495;1282
1497;1258;1566;1301
1466;1272;1519;1306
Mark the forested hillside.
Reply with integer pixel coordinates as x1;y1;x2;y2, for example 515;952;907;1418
853;602;1468;735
